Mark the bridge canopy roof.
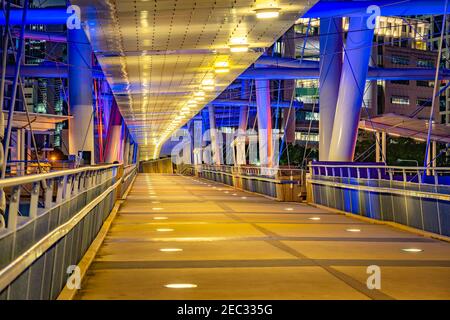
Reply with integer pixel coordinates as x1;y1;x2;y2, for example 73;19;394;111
71;0;317;160
359;113;450;144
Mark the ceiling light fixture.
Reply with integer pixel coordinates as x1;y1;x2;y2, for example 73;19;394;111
214;61;230;73
401;248;423;253
229;43;249;53
165;283;197;289
255;7;281;19
215;68;229;74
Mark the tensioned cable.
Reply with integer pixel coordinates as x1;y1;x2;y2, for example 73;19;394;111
423;0;449;174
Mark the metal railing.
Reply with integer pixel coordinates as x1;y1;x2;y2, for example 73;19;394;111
192;165;306;201
309;163;450;185
5;160;77;176
0;163;137;299
307;162;450;237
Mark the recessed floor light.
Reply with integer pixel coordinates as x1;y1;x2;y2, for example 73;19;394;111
152;207;164;211
402;248;423;253
157;228;174;232
284;208;294;211
309;217;321;221
232;193;237;196
346;228;361;232
153;217;168;220
159;248;183;252
165;283;197;289
224;191;229;194
241;196;247;199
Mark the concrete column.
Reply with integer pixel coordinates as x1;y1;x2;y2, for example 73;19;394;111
208;104;222;165
68;28;94;165
255;79;273;167
237;81;249;166
123;132;130;166
319;17;343;161
104;102;123;163
329;16;374;161
193;119;203;164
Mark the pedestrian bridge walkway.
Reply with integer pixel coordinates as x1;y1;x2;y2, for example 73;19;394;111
74;174;450;300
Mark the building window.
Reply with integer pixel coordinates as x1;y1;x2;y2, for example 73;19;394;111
416;80;434;87
390;80;410;85
417;58;434;68
305;112;319;121
391;96;410;105
391;55;409;65
416;98;432;107
295;132;319;142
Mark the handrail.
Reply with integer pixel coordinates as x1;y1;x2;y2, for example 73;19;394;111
0;173;123;293
0;163;138;295
0;164;119;188
309;163;450;171
308;162;449;187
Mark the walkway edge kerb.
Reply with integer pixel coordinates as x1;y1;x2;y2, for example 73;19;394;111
309;203;450;243
57;174;137;300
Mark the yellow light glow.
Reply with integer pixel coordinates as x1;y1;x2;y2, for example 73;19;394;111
309;217;321;221
160;248;183;252
215;61;229;68
152;207;164;211
202;85;215;91
214;68;229;74
229;44;249;53
157;228;174;232
202;78;215;86
402;248;423;252
346;228;361;232
153;216;168;220
284;208;294;211
165;283;197;289
255;8;281;19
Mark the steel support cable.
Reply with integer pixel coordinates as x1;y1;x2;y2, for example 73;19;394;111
296;18;315;168
423;0;449;176
0;0;10;114
300;89;317;168
3;14;45;177
1;0;28;179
